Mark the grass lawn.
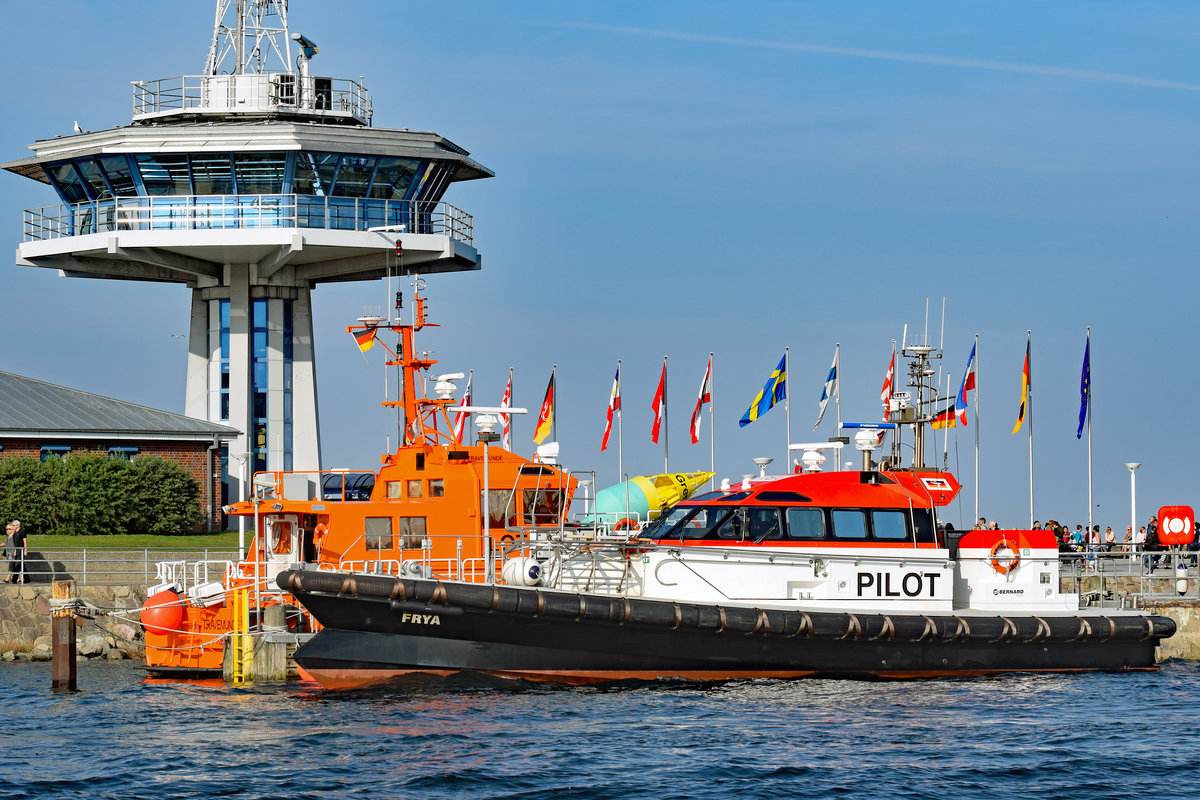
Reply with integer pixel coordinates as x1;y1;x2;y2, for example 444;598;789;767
29;531;241;549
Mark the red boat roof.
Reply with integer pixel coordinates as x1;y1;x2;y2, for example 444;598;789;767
690;469;961;509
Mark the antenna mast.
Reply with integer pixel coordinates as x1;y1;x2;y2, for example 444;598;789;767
205;0;293;75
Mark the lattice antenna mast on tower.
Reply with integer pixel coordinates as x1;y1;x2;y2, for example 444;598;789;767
205;0;293;75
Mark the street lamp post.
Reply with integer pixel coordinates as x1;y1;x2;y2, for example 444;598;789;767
1125;462;1141;545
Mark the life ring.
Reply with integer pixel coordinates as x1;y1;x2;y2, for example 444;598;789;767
990;539;1020;575
613;517;639;531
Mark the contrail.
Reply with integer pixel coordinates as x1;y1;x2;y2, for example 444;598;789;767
565;23;1200;92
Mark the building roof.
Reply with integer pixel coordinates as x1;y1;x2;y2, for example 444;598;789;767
0;371;239;441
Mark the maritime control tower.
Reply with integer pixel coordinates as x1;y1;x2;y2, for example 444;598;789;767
3;1;491;484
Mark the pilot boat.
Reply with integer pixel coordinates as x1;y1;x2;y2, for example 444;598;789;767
280;343;1176;688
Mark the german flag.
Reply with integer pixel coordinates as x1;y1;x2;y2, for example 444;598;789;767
1012;335;1030;434
353;327;377;353
533;370;555;444
931;404;956;430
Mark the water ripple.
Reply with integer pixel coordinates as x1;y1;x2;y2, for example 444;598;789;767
2;660;1198;799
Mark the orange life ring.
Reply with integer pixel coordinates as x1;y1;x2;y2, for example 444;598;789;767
613;517;639;531
990;538;1021;575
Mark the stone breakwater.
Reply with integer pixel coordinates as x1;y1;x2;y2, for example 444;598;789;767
0;584;147;663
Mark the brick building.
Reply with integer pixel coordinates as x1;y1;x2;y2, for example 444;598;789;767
0;370;239;530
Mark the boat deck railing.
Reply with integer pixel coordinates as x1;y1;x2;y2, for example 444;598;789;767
23;195;474;246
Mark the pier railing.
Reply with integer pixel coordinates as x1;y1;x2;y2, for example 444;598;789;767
13;546;1199;605
22;195;474;245
6;548;239;587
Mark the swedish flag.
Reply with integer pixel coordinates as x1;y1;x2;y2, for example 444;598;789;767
739;354;787;427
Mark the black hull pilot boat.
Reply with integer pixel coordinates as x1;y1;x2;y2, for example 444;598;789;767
281;346;1175;689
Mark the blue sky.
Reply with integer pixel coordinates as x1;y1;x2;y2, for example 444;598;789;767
1;1;1197;531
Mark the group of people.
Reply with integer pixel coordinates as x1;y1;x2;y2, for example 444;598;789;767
970;514;1195;566
3;520;25;584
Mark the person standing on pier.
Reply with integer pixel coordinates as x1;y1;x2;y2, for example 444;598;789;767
4;520;26;584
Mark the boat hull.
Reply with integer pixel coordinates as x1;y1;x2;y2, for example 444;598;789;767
280;570;1175;690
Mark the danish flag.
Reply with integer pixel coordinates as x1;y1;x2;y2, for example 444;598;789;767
690;356;712;445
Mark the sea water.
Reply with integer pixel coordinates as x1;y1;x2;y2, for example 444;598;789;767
3;660;1197;800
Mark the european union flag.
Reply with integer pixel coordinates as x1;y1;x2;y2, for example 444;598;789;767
1077;333;1090;439
740;354;787;427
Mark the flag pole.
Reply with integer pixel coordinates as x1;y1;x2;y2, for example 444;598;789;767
663;355;669;474
942;373;951;469
1086;327;1093;534
617;359;624;502
551;364;557;443
785;346;791;471
709;351;715;489
834;342;841;433
973;333;979;525
835;342;842;471
1027;330;1035;528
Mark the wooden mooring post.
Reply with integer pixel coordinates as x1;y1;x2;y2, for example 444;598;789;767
51;580;78;692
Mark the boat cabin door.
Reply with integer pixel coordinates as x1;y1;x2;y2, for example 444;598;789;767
263;514;301;574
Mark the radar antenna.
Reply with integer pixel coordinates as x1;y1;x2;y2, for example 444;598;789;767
205;0;293;75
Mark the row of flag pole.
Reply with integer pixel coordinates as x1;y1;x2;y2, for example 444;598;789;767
408;327;1095;524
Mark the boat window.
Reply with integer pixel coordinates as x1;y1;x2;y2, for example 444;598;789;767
754;491;812;503
712;509;745;540
428;479;445;498
912;509;936;544
832;509;868;539
643;505;697;538
712;492;751;503
270;520;292;554
786;507;826;540
407;480;423;498
680;507;734;540
487;489;516;528
747;507;784;541
523;489;562;525
872;510;908;540
364;517;393;550
397;517;426;549
386;481;403;499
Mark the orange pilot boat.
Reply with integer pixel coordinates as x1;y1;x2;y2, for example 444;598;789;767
139;284;582;676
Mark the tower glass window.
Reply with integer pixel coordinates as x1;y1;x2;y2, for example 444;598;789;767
76;159;112;200
192;154;234;194
331;156;374;197
294;152;339;196
49;163;89;203
368;157;420;200
219;299;230;421
283;300;294;471
97;156;137;196
233;152;287;194
135;154;192;195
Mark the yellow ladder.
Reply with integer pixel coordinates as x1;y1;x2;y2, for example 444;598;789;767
230;588;254;684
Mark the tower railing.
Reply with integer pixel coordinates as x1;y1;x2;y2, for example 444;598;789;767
132;74;372;125
22;195;473;245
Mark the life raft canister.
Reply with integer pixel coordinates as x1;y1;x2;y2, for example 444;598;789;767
989;538;1021;575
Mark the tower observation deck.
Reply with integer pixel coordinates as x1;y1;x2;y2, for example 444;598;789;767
3;1;492;489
